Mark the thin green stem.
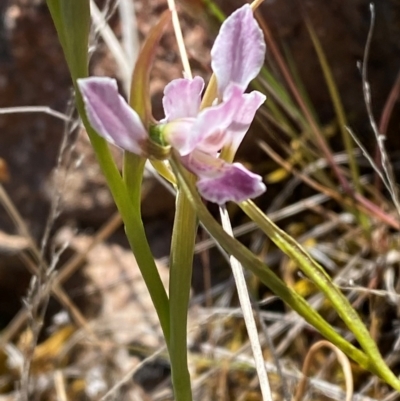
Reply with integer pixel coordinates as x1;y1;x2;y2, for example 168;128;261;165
78;93;172;348
169;182;197;401
73;104;172;346
123;152;171;344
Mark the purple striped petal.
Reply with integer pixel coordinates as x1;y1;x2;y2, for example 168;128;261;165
197;162;266;204
162;76;204;121
77;77;147;154
182;150;266;204
189;84;245;155
163;84;244;156
225;90;266;155
211;4;266;96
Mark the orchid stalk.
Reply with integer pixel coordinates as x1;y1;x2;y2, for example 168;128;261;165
47;0;400;397
77;5;268;400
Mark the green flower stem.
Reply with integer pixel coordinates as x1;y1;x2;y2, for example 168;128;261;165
123;152;171;344
168;182;197;401
78;98;172;346
47;0;171;385
240;199;400;391
123;200;171;344
169;155;384;379
48;0;171;346
46;0;90;84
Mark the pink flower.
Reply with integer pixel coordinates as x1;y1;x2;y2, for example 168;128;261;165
78;4;266;204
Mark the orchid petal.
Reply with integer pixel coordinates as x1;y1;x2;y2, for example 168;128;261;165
226;90;266;154
197;162;266;204
163;84;244;156
182;150;266;204
162;76;204;121
211;4;266;96
78;77;147;154
161;117;196;154
188;84;245;155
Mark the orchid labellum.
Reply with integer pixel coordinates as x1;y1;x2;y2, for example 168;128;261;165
78;4;267;204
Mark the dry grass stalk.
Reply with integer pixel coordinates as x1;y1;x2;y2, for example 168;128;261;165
294;340;353;401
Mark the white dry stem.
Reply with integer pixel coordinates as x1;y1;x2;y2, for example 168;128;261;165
0;106;71;121
250;0;265;11
54;370;68;401
167;0;192;79
90;0;132;94
360;4;400;218
345;126;392;191
118;0;140;69
219;206;273;401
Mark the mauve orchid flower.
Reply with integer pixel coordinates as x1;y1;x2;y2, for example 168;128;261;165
78;4;266;204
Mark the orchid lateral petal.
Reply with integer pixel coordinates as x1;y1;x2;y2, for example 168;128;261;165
182;150;266;204
211;4;266;96
162;76;204;121
78;77;147;154
226;90;266;155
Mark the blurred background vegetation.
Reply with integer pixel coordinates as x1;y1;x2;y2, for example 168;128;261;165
0;0;399;399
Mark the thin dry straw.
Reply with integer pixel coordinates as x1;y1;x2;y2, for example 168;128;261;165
0;106;70;121
118;0;140;70
294;340;353;401
90;0;131;92
258;139;400;230
360;4;400;218
54;370;68;401
219;205;273;401
167;0;192;79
